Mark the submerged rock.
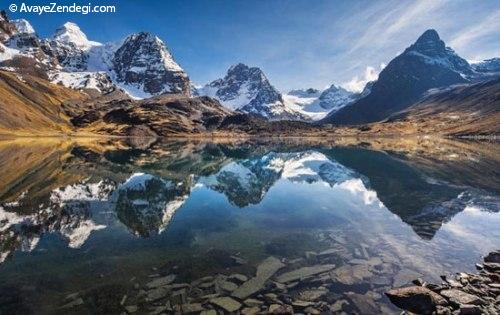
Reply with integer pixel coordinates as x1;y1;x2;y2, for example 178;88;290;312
386;286;446;314
210;296;242;312
275;264;336;283
145;274;176;289
232;256;285;299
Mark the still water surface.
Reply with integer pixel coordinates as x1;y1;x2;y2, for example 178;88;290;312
0;138;499;314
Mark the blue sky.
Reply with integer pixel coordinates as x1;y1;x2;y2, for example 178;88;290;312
8;0;500;91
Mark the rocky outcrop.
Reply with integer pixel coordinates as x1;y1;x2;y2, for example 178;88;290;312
386;250;500;315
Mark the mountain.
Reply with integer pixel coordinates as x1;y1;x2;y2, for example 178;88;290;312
0;11;190;98
11;19;34;34
198;63;307;120
112;32;190;97
323;29;474;125
472;58;500;75
282;84;364;121
317;84;359;111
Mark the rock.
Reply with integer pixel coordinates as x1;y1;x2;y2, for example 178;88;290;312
483;262;500;272
298;289;327;302
65;292;80;301
200;310;217;315
210;296;242;312
269;304;293;314
385;286;447;314
170;289;187;305
317;248;338;257
125;305;138;313
305;251;318;260
181;303;205;314
330;264;372;285
459;304;482;315
231;255;248;265
232;256;285;299
484;251;500;263
229;273;248;283
146;287;169;302
292;300;314;308
275;264;336;283
244;298;264;307
440;289;483;305
329;299;348;312
145;274;176;289
148;305;171;315
218;280;238;292
242;306;260;315
303;306;320;314
192;276;214;287
346;292;379;314
60;298;84;309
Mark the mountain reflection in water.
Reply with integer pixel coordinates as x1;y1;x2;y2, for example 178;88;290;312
0;138;499;314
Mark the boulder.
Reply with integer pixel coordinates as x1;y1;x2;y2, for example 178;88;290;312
385;286;446;314
440;289;482;305
483;251;500;263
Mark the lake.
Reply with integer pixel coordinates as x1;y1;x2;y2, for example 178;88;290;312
0;137;499;314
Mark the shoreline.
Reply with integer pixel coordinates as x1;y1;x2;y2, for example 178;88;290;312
386;250;500;314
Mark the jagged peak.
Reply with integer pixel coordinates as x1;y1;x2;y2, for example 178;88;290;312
118;31;183;73
227;63;252;73
54;21;100;49
408;29;446;55
12;19;35;34
416;29;440;43
124;31;160;44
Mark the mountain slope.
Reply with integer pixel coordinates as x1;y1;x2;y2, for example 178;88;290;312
0;70;86;135
323;29;472;125
384;78;500;136
71;95;233;136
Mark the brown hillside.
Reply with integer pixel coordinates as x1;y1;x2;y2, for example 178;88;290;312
0;70;87;136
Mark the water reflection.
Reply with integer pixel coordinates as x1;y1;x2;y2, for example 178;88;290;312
0;138;498;313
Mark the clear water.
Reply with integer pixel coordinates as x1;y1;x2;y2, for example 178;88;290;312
0;138;498;314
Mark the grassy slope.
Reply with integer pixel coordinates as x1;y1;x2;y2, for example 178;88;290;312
0;71;87;136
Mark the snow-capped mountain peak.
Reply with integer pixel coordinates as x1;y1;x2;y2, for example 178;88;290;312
317;84;358;110
53;22;101;49
112;31;190;97
12;19;35;34
198;63;309;120
405;28;472;77
287;88;321;98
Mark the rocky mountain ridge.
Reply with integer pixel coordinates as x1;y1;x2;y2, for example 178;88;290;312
0;11;190;98
322;29;498;125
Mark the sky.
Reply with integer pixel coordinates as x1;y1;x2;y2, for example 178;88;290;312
7;0;500;92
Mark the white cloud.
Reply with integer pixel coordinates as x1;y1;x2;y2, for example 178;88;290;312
342;63;385;93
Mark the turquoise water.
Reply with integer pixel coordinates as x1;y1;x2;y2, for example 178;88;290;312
0;140;498;314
